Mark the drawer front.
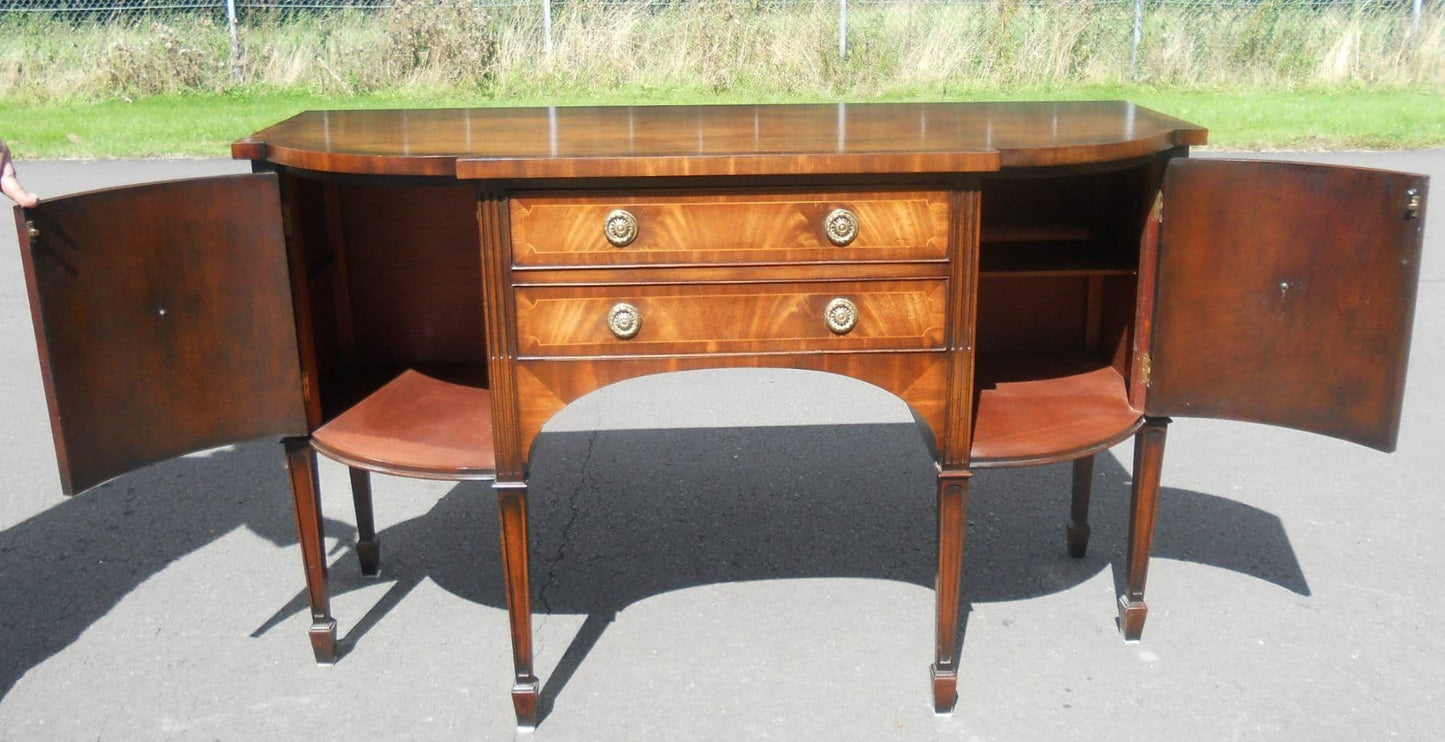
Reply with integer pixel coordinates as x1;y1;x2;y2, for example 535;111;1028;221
510;190;950;267
515;280;948;357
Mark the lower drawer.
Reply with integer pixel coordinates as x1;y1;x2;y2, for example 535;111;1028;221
515;280;948;357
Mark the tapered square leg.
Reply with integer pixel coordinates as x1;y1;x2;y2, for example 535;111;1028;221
496;479;539;730
932;470;970;715
1067;454;1095;558
283;437;337;664
1119;417;1169;642
348;467;381;577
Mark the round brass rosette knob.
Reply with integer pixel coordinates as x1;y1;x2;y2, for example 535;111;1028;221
604;209;639;247
824;208;859;247
608;302;642;339
824;297;859;335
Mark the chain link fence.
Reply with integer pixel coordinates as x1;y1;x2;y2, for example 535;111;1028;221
1;0;1439;96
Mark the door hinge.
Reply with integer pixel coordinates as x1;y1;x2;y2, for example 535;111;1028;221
1140;353;1152;386
301;371;312;403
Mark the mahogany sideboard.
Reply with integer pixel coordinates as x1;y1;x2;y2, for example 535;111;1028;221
13;102;1428;728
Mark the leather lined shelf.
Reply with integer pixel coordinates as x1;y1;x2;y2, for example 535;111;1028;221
310;368;497;480
971;354;1142;467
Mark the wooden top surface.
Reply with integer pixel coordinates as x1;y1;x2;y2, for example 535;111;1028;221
233;101;1207;178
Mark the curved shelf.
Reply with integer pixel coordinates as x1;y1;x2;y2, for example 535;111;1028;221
970;354;1143;468
311;368;496;481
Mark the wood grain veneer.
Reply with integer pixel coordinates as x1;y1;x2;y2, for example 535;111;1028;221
514;279;948;357
510;189;949;266
233;102;1206;178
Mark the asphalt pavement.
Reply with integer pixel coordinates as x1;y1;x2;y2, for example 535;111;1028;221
0;150;1441;740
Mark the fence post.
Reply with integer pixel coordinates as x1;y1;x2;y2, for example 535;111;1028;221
839;0;848;60
1131;0;1145;81
544;0;553;57
225;0;241;82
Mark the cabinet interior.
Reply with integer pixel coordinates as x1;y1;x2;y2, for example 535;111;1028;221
970;163;1159;464
282;161;1162;472
283;175;493;475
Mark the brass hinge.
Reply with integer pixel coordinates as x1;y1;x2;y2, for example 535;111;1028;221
1140;353;1152;386
301;371;312;403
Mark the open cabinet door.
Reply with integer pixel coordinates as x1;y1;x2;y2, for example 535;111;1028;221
1146;158;1426;452
15;174;307;495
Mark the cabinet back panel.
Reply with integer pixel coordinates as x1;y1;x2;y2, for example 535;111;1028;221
337;183;486;367
976;276;1088;353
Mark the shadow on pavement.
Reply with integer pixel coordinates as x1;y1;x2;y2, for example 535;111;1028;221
246;421;1309;722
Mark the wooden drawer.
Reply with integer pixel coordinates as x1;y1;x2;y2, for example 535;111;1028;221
510;190;950;267
515;279;948;357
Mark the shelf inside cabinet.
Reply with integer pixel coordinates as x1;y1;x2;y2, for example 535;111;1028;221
970;354;1141;467
979;241;1136;277
311;367;496;480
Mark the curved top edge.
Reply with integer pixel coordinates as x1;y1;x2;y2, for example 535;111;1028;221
233;101;1206;179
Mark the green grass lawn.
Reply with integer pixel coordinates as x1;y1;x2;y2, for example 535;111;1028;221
1;85;1441;158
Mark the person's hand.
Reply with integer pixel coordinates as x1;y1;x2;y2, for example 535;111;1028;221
1;139;39;209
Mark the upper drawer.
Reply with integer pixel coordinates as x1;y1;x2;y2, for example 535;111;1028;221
510;190;950;267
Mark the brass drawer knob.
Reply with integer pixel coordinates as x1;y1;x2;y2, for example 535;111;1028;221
824;297;859;335
604;209;639;247
1406;188;1422;220
608;302;642;339
825;208;859;247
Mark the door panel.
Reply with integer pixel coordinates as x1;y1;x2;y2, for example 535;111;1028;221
1147;158;1425;451
15;174;307;494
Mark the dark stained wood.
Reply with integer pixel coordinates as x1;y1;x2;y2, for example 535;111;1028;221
348;467;381;577
1148;159;1426;451
232;102;1205;178
1067;455;1094;558
940;188;981;467
932;470;969;715
479;188;538;730
274;172;332;429
978;241;1135;276
515;279;948;357
1130;184;1164;412
513;261;948;286
511;189;950;266
480;189;526;482
495;480;539;730
1119;417;1169;641
970;354;1143;467
975;276;1089;353
283;437;337;664
514;353;950;467
310;368;496;480
333;182;485;367
15;174;307;495
25;101;1435;729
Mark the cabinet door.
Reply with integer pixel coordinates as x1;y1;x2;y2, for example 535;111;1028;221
15;174;307;495
1147;158;1425;451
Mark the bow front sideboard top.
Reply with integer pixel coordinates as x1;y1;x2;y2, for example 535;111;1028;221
13;102;1428;729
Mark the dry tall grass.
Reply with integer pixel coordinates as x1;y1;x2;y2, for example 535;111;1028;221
0;0;1439;102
